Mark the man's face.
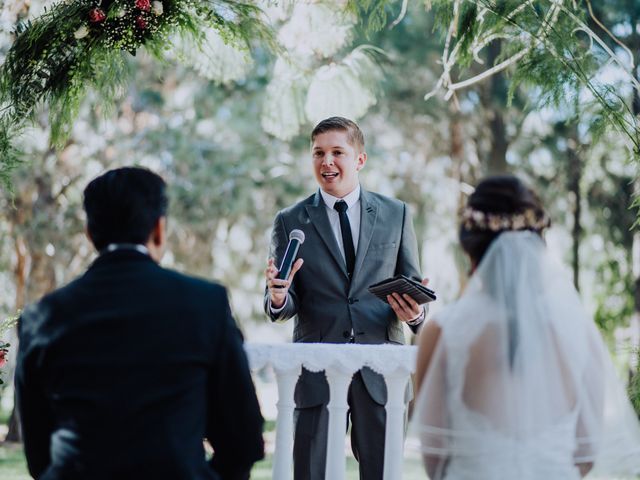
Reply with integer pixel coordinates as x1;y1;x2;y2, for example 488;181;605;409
312;129;366;198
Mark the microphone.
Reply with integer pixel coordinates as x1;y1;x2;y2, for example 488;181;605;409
277;229;305;280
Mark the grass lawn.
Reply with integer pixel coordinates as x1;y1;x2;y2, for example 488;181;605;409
0;417;425;478
5;445;640;480
0;443;29;480
0;444;366;479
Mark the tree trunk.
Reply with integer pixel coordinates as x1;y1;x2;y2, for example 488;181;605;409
5;172;57;442
4;403;22;443
484;40;509;175
14;235;27;310
450;110;470;292
4;236;27;442
567;127;582;291
629;24;640;381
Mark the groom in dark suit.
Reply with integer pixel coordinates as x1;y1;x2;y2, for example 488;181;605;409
16;167;264;480
264;117;427;480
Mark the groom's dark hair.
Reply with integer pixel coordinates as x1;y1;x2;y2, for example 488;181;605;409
460;175;547;266
83;167;168;251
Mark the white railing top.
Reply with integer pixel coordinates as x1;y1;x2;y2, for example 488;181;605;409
245;343;418;376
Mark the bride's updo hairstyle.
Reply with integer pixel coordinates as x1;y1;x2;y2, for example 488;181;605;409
460;175;550;266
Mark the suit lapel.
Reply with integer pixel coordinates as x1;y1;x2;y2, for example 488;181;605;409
305;191;349;278
353;189;378;283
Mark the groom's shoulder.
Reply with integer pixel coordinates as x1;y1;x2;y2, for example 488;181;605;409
157;266;227;298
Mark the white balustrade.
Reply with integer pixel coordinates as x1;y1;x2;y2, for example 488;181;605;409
245;343;418;480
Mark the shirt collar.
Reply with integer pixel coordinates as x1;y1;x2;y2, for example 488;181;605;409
101;243;150;256
320;184;361;210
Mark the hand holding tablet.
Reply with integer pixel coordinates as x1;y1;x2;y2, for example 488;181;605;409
368;275;436;305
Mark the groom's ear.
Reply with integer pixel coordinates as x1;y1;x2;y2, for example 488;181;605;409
152;217;167;247
146;216;167;263
146;217;166;249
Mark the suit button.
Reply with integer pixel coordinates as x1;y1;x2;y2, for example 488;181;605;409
348;297;358;304
343;330;351;339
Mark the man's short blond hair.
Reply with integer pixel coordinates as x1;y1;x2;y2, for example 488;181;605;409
311;117;365;152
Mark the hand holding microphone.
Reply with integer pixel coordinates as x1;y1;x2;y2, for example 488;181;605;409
266;229;305;309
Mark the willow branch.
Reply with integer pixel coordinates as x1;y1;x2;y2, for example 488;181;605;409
444;47;529;97
557;4;640;93
424;0;461;100
440;0;562;98
472;33;518;64
506;0;536;21
586;0;634;68
389;0;408;28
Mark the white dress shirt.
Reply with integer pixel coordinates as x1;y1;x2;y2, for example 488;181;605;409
319;185;361;262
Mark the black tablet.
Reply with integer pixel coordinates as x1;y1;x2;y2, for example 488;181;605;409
368;275;436;305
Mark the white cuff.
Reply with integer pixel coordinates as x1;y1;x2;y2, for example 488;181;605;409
269;296;288;314
406;307;425;326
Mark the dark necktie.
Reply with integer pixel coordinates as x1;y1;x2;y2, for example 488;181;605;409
334;200;356;278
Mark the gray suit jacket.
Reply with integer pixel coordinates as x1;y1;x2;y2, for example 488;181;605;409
264;188;423;408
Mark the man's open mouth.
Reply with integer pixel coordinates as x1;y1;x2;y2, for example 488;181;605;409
322;172;339;178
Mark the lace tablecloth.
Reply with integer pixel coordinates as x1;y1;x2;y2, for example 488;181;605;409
245;342;418;376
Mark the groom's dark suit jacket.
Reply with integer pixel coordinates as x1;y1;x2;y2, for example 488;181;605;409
16;248;263;480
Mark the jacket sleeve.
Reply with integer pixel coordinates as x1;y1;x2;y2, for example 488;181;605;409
394;203;427;334
263;211;299;322
16;306;55;478
207;289;264;480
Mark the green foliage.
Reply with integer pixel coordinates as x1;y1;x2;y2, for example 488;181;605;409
594;260;635;335
0;0;275;191
508;47;578;107
0;120;24;194
0;312;19;334
345;0;394;34
426;0;640;161
456;3;479;67
428;0;454;34
631;358;640;420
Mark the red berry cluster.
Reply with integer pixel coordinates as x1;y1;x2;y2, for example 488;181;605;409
135;0;152;11
88;8;106;23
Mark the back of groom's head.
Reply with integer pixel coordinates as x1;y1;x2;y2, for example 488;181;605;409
83;167;168;251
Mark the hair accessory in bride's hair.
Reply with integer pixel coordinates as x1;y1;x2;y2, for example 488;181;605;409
461;207;550;232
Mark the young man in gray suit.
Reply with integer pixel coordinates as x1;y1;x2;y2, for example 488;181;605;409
264;117;428;480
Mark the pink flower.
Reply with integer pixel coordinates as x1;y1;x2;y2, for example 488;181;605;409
0;350;7;369
135;0;151;11
88;7;106;23
136;15;148;30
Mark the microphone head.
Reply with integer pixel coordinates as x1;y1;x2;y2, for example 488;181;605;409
289;229;305;244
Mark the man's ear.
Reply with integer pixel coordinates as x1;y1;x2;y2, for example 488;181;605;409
356;151;367;171
152;217;167;246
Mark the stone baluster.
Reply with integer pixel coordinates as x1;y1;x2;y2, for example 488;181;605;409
324;365;354;480
272;364;301;480
383;368;412;480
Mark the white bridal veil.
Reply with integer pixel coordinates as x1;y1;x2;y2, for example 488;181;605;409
407;231;640;480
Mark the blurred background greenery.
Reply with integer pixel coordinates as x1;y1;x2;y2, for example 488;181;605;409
0;0;639;477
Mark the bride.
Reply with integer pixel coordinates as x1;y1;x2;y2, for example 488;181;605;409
411;175;640;479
